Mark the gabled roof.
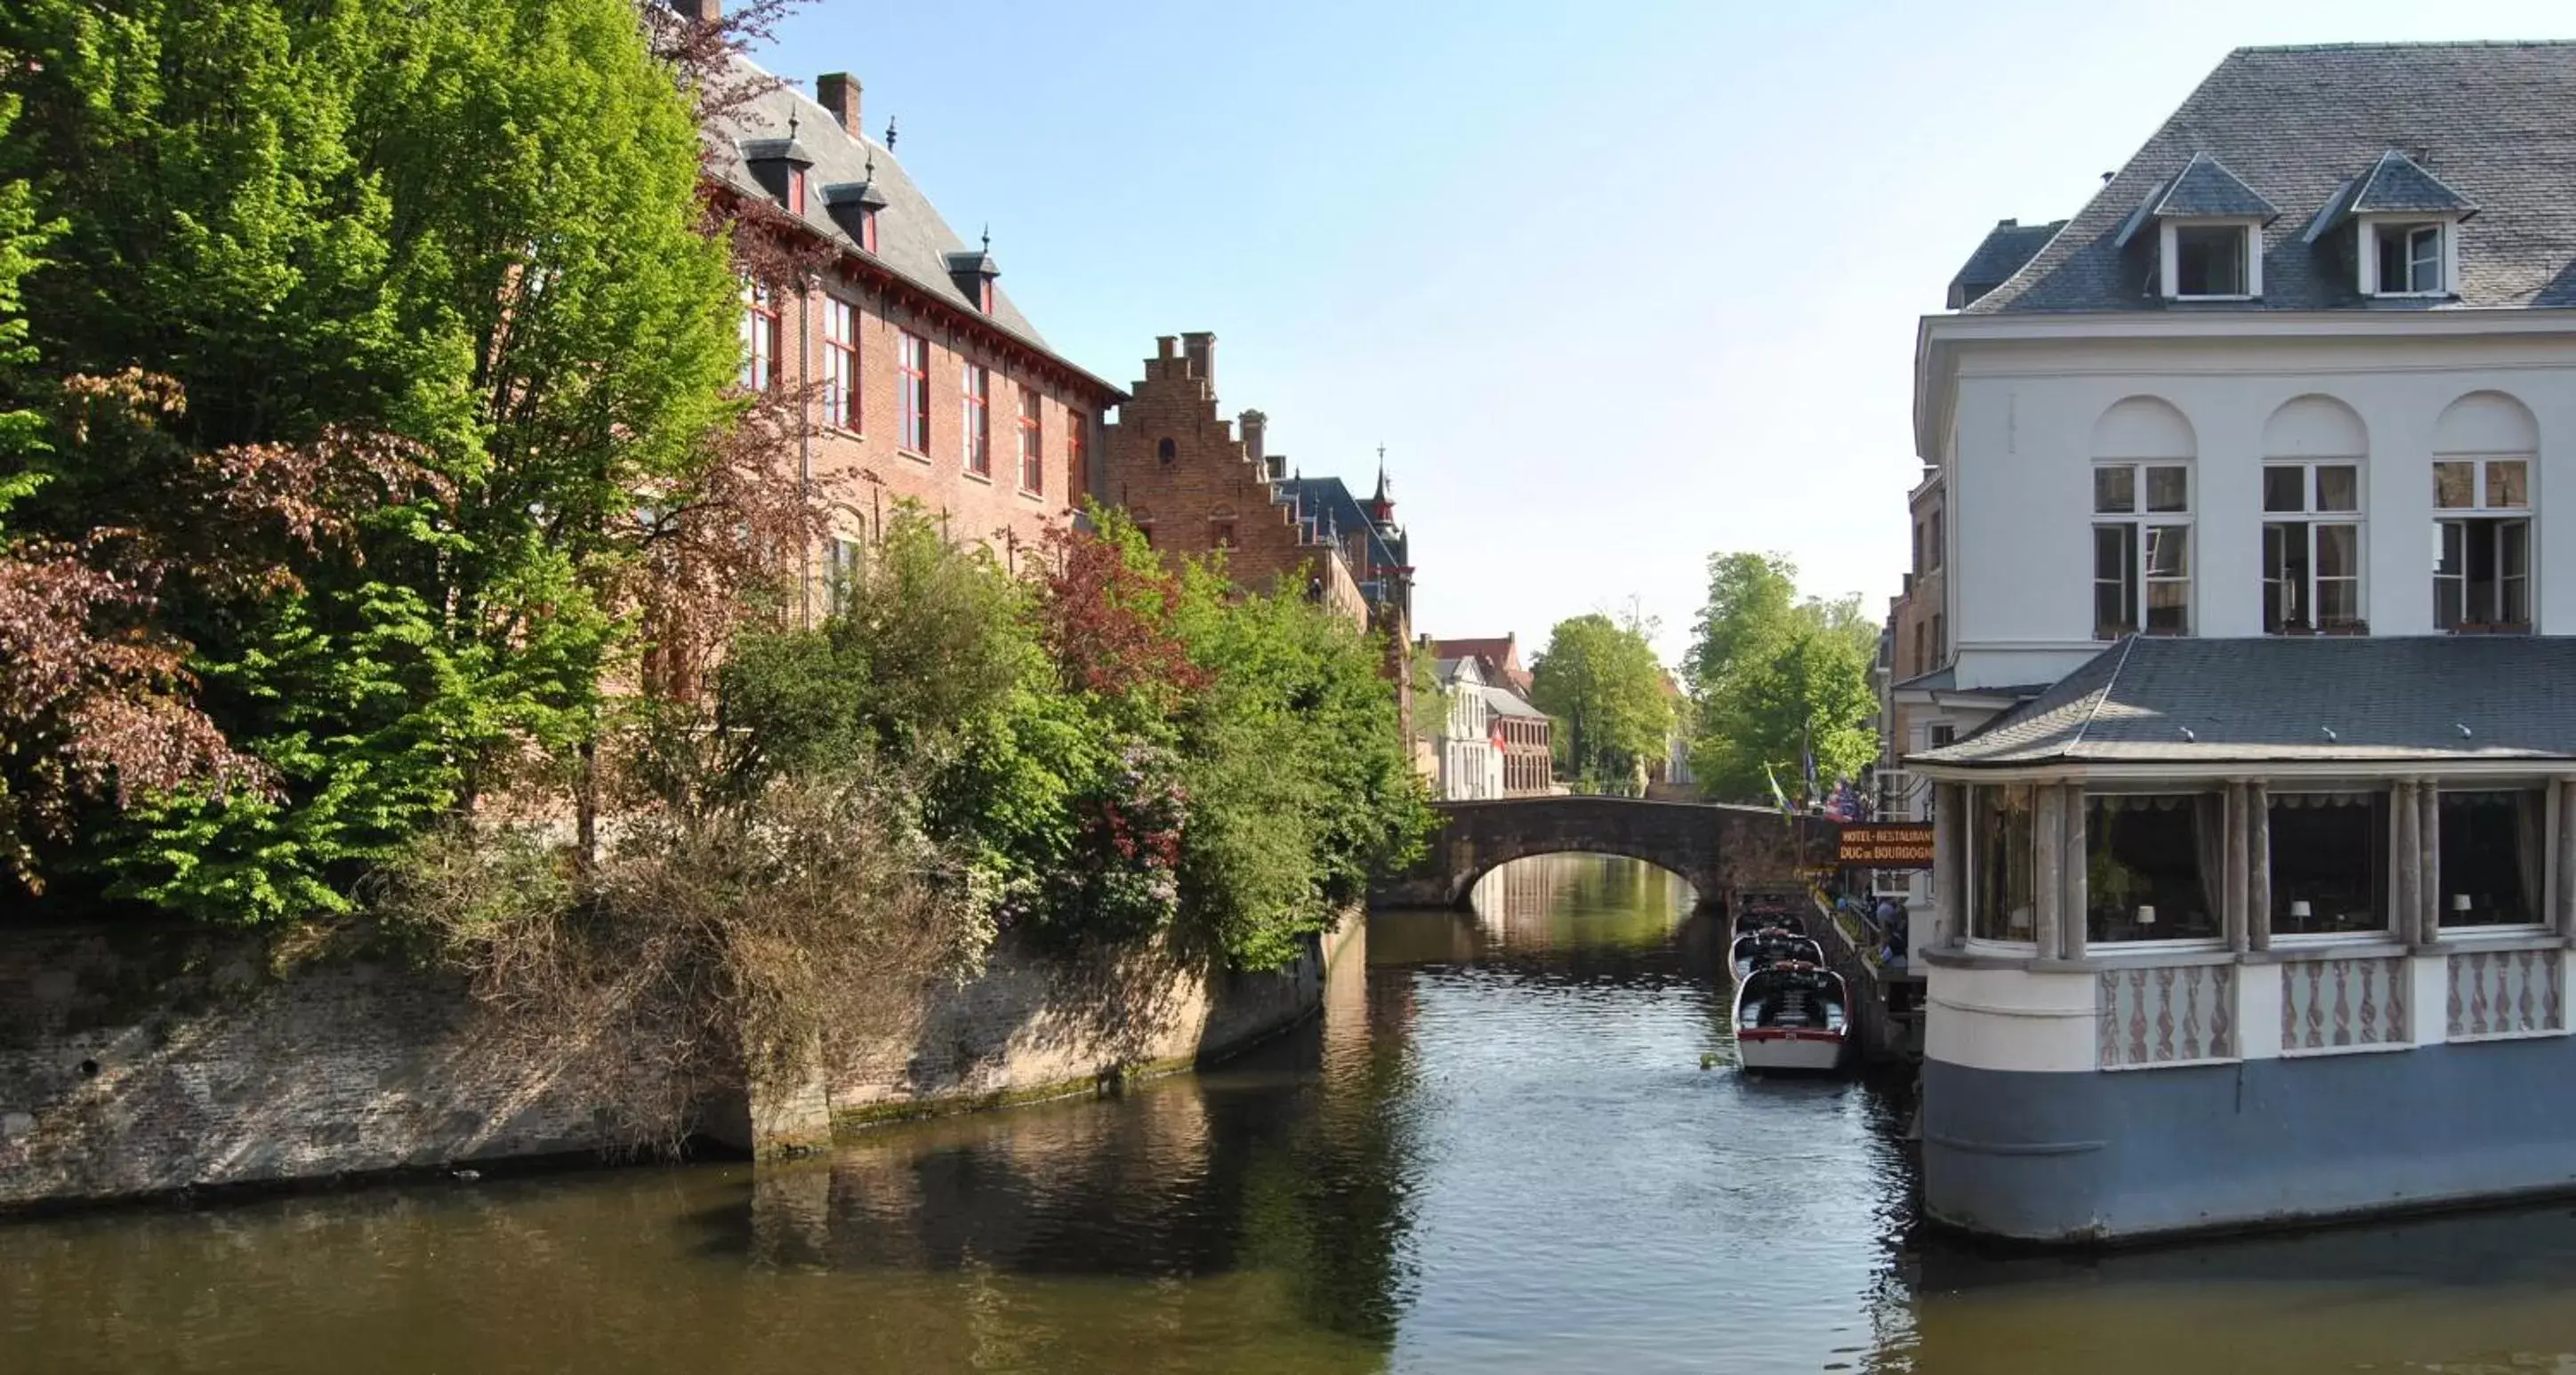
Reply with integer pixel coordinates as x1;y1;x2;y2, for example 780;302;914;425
705;60;1121;398
1912;637;2576;768
2112;154;2280;250
1948;220;2064;309
2351;148;2481;216
1968;43;2576;313
2151;152;2279;221
1430;635;1533;696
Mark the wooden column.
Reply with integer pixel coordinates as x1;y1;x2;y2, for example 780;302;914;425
2061;783;2089;962
1932;782;1965;947
2394;779;2421;944
2557;778;2576;938
2223;781;2250;953
2034;784;2064;961
2246;781;2272;953
2417;779;2443;946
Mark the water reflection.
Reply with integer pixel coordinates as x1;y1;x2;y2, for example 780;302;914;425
12;854;2576;1373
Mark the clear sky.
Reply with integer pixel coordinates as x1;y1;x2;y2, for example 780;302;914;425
749;0;2572;666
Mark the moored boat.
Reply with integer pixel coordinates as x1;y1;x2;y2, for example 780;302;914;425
1732;961;1851;1073
1730;929;1825;981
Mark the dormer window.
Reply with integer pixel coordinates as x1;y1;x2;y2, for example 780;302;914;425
2307;150;2477;302
2169;222;2252;298
823;167;890;257
788;165;807;215
2113;154;2276;302
2365;220;2449;295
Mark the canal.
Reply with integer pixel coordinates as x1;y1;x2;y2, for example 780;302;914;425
12;854;2576;1372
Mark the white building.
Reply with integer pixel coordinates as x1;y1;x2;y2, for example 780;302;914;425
1432;656;1505;801
1902;41;2576;1243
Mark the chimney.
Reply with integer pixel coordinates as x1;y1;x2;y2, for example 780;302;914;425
1240;409;1267;468
1155;335;1177;360
817;73;862;137
1180;331;1215;383
673;0;721;23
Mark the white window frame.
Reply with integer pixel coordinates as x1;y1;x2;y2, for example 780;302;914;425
2091;461;2194;639
2259;461;2366;634
2433;454;2534;632
2159;218;2262;301
2358;215;2459;299
821;296;858;432
2434;784;2556;936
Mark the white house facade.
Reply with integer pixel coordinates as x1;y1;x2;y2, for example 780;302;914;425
1433;656;1505;801
1903;41;2576;1244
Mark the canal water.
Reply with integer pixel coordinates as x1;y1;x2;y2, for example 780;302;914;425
12;855;2576;1373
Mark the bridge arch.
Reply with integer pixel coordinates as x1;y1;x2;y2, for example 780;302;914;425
1373;796;1825;911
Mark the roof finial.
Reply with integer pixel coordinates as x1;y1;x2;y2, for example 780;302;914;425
788;111;800;140
883;115;898;150
981;223;991;252
863;152;875;183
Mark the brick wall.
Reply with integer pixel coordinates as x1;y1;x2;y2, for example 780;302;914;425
0;915;1355;1210
1099;333;1363;621
769;268;1115;583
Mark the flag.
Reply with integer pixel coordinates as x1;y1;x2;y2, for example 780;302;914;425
1765;764;1793;820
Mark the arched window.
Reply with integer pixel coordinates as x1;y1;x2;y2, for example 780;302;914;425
2089;397;2196;639
1156;437;1177;464
2433;391;2538;632
2258;396;2368;634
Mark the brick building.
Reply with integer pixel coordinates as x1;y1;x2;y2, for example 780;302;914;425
697;9;1125;603
1100;331;1419;737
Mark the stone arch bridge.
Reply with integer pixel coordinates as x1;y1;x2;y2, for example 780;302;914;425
1371;796;1830;909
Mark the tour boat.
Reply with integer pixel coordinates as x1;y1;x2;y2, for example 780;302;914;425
1732;961;1852;1073
1730;929;1825;982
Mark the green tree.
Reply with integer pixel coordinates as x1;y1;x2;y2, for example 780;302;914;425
1528;613;1673;794
0;0;749;920
1685;551;1879;804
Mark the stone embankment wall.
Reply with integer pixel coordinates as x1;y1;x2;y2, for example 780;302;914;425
0;915;1359;1210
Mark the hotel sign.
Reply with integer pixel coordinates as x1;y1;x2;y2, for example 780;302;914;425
1835;823;1935;869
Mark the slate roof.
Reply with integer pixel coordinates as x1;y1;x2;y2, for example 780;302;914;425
1280;476;1399;574
2150;152;2279;221
2351;148;2481;216
1968;43;2576;313
1912;637;2576;768
1948;220;2066;309
706;60;1117;396
1478;684;1547;720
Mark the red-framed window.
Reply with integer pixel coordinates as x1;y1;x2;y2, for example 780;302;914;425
858;208;879;255
898;331;930;453
1017;383;1042;494
978;279;994;314
962;363;991;476
823;298;858;431
788;166;807;215
739;280;779;391
1067;411;1089;503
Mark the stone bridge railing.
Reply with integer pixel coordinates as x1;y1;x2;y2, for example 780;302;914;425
1371;795;1828;909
